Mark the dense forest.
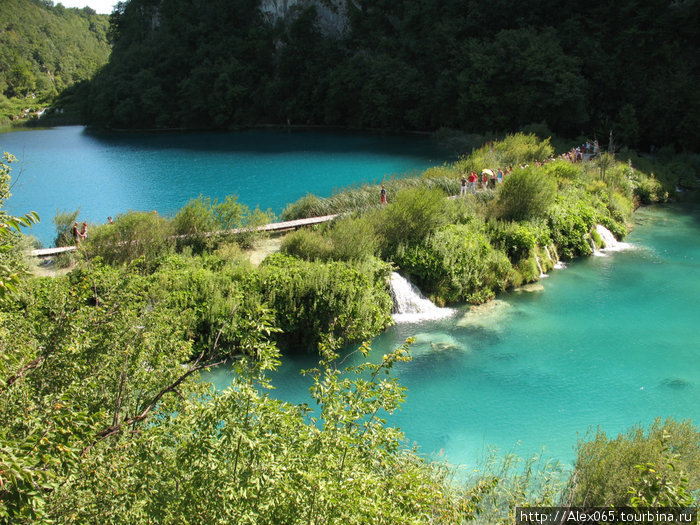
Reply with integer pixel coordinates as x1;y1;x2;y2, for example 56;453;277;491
82;0;700;150
0;0;110;123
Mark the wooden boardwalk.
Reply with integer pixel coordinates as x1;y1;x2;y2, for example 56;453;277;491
29;214;339;258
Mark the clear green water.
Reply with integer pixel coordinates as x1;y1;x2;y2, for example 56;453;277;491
1;126;447;245
206;203;700;468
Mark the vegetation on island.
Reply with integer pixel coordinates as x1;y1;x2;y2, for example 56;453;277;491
1;135;699;522
0;0;110;125
81;0;699;150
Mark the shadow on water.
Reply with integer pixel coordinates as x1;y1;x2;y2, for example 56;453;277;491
659;377;692;390
83;127;450;158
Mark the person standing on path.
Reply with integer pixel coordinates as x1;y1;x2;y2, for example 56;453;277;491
380;185;387;204
80;222;88;241
460;174;467;196
71;222;81;245
468;171;477;193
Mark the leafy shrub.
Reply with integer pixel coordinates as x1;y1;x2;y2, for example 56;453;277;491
488;221;540;263
495;167;557;221
149;253;257;357
255;253;393;348
281;193;324;220
328;215;380;261
396;224;514;304
633;175;664;204
83;211;174;269
570;418;700;507
379;187;449;256
492;133;554;166
454;133;554;176
172;195;218;236
606;190;634;223
281;228;334;260
547;195;597;259
519;254;541;282
541;160;581;186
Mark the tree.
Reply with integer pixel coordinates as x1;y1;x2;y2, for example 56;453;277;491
0;152;39;302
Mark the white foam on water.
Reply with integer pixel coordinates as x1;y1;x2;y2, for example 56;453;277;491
389;272;455;323
596;224;634;252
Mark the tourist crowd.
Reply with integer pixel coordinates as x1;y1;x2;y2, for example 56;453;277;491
456;139;600;198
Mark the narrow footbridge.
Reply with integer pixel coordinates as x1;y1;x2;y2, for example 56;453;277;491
29;214;339;258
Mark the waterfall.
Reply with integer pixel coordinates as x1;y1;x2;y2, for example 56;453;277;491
587;236;603;256
535;255;548;278
544;246;553;263
389;272;455;324
595;224;632;252
551;244;566;269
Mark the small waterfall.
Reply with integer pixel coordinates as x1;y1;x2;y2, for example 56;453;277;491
544;246;553;263
389;272;455;323
535;255;548;278
550;244;566;269
587;236;603;256
595;224;632;252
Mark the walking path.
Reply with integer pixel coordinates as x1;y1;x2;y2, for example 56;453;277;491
29;214;339;257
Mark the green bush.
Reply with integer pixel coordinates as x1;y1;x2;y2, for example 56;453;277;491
82;211;174;269
492;133;554;166
171;195;274;251
172;195;218;236
379;187;449;256
328;215;380;261
255;253;393;348
488;221;540;263
281;193;324;220
281;228;334;260
547;195;598;259
570;418;700;507
541;159;582;186
633;175;665;204
607;190;635;224
454;133;554;176
148;253;258;357
495;167;557;222
396;224;514;304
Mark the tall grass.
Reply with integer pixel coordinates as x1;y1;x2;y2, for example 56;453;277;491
281;175;459;220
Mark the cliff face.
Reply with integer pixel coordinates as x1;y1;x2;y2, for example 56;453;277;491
259;0;348;37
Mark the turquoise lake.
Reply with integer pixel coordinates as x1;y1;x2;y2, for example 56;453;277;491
206;203;700;469
3;126;698;470
1;126;447;246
